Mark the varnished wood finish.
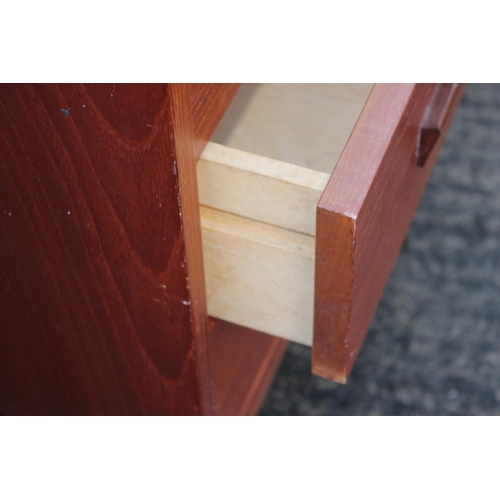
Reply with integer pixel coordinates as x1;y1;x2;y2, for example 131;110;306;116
169;84;214;415
209;320;288;416
312;83;466;383
190;84;241;160
0;84;213;415
417;84;461;166
0;82;288;415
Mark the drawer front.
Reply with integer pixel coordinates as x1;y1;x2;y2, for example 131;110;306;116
313;83;466;382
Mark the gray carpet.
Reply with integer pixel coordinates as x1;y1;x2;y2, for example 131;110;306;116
260;84;500;416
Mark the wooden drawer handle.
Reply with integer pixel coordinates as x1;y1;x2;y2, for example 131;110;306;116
417;83;460;166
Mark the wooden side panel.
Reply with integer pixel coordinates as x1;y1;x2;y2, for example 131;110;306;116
313;83;466;383
198;142;329;236
0;84;212;415
191;83;292;412
209;320;288;416
169;84;214;415
201;206;316;345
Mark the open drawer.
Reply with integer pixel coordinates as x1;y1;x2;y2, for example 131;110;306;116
197;84;465;383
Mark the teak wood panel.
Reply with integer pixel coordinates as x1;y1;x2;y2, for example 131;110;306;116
189;84;241;160
313;83;466;383
0;82;287;415
209;319;288;416
0;84;214;415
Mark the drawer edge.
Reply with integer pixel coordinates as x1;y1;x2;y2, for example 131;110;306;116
312;83;466;383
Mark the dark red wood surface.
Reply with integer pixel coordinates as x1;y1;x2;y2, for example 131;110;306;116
417;84;462;166
189;84;241;159
313;83;466;383
0;84;213;414
209;320;287;416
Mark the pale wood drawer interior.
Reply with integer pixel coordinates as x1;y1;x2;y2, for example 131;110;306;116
197;84;373;345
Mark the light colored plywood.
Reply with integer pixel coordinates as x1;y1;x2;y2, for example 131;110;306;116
198;84;374;344
210;83;374;174
201;206;315;345
198;142;329;236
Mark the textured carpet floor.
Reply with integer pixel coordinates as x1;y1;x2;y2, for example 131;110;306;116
260;83;500;415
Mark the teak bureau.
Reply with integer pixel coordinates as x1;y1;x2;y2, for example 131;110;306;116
0;84;464;415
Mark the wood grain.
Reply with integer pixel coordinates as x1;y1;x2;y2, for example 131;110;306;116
417;84;461;166
312;83;466;383
169;84;215;415
201;206;316;345
190;83;295;411
197;142;327;345
0;84;212;414
198;142;329;236
209;319;288;416
189;84;241;160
